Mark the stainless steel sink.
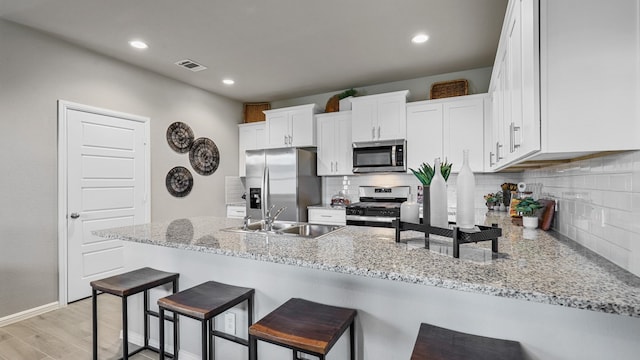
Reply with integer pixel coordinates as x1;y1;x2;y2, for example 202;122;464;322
222;221;344;239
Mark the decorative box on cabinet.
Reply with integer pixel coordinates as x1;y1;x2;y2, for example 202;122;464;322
488;0;640;170
308;207;346;226
238;122;265;177
264;104;319;148
407;94;487;173
350;90;409;142
316;111;353;176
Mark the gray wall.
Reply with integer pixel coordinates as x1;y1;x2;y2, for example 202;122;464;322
271;66;492;109
0;20;242;318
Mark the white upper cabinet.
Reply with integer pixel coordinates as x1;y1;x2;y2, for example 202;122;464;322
316;111;353;176
407;94;487;173
264;104;319;148
350;90;409;142
406;102;443;171
489;0;639;169
238;122;266;176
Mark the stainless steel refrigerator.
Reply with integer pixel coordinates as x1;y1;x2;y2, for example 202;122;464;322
245;148;321;222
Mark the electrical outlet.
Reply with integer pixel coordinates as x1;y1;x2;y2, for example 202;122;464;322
224;312;236;335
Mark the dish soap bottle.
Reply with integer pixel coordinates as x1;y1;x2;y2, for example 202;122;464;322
429;158;448;228
456;149;476;229
400;191;420;224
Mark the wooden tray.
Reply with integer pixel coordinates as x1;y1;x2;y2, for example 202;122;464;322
430;79;468;99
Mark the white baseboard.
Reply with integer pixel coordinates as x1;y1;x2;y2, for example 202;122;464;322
128;331;200;360
0;302;60;327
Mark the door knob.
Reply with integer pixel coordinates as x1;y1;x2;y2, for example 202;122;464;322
70;212;80;219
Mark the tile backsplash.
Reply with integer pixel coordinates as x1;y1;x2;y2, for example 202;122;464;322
522;151;640;276
323;172;522;212
323;151;640;277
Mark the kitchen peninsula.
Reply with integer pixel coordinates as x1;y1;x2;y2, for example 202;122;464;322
96;212;640;360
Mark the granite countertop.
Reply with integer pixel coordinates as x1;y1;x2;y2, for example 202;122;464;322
95;212;640;317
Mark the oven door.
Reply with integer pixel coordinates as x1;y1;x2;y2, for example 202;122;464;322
345;215;396;228
352;139;405;173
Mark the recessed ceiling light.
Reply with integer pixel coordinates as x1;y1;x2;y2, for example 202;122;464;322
222;79;235;85
411;34;429;44
129;40;148;49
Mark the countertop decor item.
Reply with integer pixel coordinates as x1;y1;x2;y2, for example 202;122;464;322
165;166;193;197
189;137;219;175
514;197;543;229
429;158;448;228
166;121;194;153
410;159;452;226
456;149;476;229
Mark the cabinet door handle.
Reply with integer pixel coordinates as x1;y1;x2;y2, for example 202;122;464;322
489;152;495;167
371;126;375;140
510;123;521;153
335;161;338;172
330;161;334;172
377;126;381;139
496;142;504;161
284;134;288;145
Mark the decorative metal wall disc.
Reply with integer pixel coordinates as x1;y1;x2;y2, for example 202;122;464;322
166;166;193;197
166;122;194;153
189;137;219;175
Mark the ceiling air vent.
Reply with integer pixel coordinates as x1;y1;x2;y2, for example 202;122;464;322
175;59;207;72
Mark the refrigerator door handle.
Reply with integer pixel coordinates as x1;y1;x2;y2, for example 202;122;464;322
261;166;269;221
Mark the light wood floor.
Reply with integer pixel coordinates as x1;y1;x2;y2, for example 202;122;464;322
0;294;160;360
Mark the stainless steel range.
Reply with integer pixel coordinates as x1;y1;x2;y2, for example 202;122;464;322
345;186;410;227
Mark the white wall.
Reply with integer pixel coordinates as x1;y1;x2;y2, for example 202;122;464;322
271;67;493;109
0;19;242;318
522;151;640;277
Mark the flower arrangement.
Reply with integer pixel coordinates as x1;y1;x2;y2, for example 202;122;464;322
409;159;453;186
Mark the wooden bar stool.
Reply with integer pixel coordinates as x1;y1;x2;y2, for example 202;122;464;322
249;298;356;360
410;323;524;360
90;267;179;360
158;280;255;360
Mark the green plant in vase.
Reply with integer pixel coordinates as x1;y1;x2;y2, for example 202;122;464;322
514;197;543;229
409;160;452;225
409;160;452;186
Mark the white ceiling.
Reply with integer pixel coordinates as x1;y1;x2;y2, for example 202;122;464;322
0;0;508;102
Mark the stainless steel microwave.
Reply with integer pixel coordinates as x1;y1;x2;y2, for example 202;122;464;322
352;139;406;173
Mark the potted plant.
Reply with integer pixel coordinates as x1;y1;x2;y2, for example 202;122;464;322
483;193;498;210
514;197;543;229
410;160;452;223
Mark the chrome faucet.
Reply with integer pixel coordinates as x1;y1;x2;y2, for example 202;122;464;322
264;205;286;231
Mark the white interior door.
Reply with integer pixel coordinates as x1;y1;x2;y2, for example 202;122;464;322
63;104;149;302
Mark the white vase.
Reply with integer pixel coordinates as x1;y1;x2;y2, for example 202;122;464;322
455;149;476;229
429;158;448;228
522;216;539;229
400;193;420;224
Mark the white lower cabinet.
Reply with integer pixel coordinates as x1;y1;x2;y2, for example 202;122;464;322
308;208;346;226
226;204;246;219
407;94;487;173
316;111;353;176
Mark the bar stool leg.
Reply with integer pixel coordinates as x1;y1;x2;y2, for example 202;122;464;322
173;279;179;359
159;307;165;360
247;295;254;360
122;296;129;360
249;335;257;360
144;290;149;348
209;319;214;360
92;289;98;360
350;321;355;360
201;320;208;360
